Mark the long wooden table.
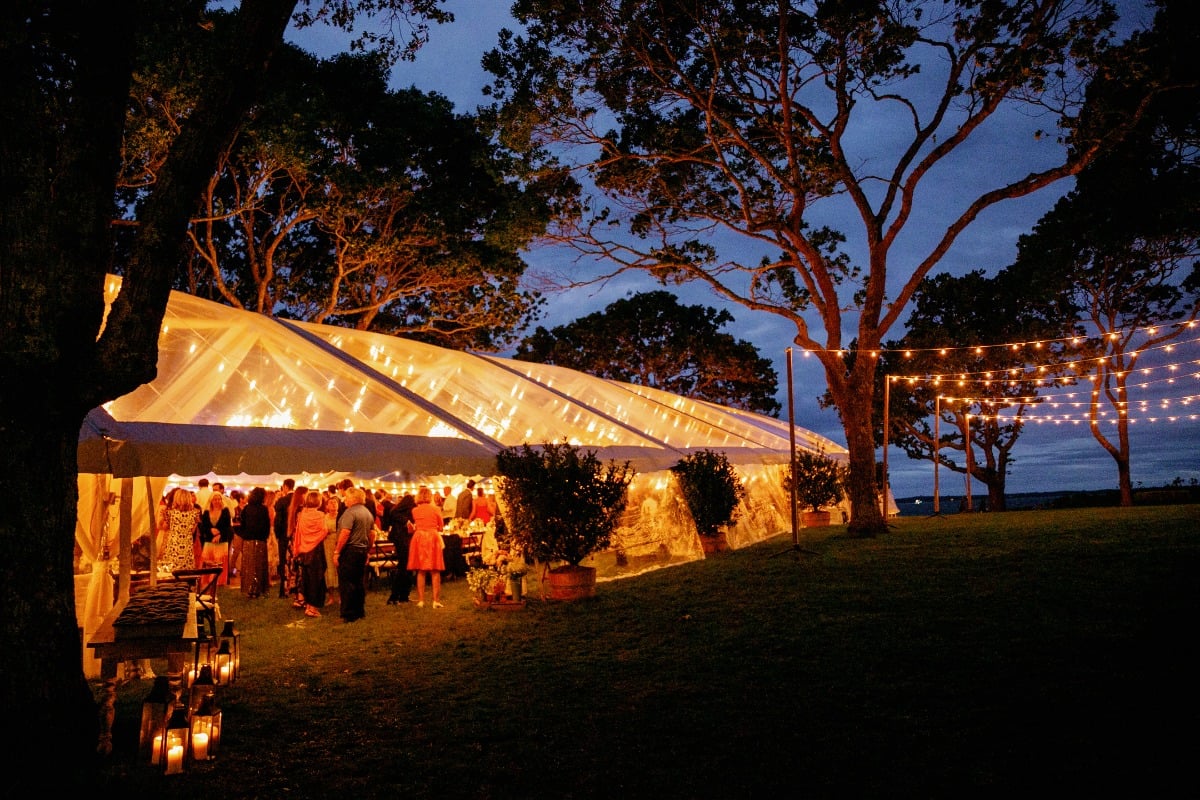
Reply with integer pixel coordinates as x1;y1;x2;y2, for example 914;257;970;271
87;592;199;756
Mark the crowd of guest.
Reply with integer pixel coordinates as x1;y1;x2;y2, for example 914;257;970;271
147;478;500;623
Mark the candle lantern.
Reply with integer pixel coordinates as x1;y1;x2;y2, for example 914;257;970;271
219;619;241;681
139;676;172;764
192;635;218;684
214;639;235;685
189;695;221;760
189;663;216;712
162;706;191;774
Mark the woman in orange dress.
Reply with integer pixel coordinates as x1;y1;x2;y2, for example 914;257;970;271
406;486;445;608
469;487;493;524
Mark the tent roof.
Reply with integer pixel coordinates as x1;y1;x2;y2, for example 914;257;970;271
82;278;844;479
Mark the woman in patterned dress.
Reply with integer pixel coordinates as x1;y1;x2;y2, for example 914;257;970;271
161;489;200;572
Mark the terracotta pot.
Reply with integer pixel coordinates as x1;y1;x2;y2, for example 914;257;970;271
546;565;596;601
801;510;831;527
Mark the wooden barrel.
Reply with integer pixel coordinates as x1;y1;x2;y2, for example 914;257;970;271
546;565;596;600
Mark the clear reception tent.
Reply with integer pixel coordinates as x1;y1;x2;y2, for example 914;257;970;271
75;277;848;650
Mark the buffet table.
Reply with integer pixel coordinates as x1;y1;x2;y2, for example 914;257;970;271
87;584;199;755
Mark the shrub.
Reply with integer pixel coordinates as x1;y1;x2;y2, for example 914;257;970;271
495;440;634;567
670;450;745;537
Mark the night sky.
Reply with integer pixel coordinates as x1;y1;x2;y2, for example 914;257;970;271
292;0;1198;498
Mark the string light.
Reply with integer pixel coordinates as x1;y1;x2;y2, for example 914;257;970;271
800;318;1200;358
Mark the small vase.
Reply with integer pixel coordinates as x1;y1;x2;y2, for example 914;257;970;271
507;577;523;602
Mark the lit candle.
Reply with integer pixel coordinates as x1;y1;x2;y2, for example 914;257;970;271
219;664;231;683
192;732;209;760
166;744;184;774
152;734;164;763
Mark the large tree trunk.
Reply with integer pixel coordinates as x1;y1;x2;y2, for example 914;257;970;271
0;1;297;785
0;400;101;788
839;375;886;537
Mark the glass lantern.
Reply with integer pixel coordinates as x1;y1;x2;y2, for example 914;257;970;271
162;706;191;774
214;639;235;685
138;676;172;764
189;694;221;761
219;619;240;681
192;635;218;685
189;663;216;713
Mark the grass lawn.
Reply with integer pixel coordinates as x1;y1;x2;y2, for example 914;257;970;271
93;505;1200;798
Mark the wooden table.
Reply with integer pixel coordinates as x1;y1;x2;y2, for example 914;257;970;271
87;592;199;755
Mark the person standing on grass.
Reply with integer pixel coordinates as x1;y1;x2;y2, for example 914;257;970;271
322;493;340;592
333;486;374;622
408;485;446;608
239;487;271;598
272;478;295;598
198;492;232;585
293;490;329;617
385;492;417;605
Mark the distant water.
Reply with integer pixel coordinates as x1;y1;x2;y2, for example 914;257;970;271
894;486;1193;515
894;492;1073;515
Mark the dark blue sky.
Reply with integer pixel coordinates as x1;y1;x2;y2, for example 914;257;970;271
292;1;1198;498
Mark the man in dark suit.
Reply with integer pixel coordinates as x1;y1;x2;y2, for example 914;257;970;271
273;478;294;597
455;479;475;520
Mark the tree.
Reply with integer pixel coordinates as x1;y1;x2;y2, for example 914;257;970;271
0;1;449;784
1010;2;1200;505
514;290;781;414
877;268;1080;511
484;0;1167;535
127;22;571;350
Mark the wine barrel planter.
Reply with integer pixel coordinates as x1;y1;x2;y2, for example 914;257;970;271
801;510;832;528
546;565;597;601
700;531;729;555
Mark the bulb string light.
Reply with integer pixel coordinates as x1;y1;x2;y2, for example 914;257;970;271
803;318;1200;359
886;335;1200;382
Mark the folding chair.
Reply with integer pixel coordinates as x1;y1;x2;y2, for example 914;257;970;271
172;567;223;639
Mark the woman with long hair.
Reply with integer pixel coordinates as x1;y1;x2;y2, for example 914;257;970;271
406;486;445;608
285;486;309;604
161;489;200;572
198;492;232;585
385;493;417;605
293;491;329;616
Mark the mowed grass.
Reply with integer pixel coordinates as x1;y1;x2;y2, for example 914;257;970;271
94;505;1200;798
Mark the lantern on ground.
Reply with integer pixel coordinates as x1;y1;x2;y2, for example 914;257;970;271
189;663;216;713
162;706;190;774
189;694;222;761
139;676;172;764
219;619;240;681
192;635;218;684
215;639;235;685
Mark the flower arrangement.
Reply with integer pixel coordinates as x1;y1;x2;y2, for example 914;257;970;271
466;566;501;595
503;555;529;580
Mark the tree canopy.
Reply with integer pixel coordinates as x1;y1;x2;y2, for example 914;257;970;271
1009;0;1200;504
124;15;574;350
484;0;1163;535
514;290;781;415
876;268;1080;511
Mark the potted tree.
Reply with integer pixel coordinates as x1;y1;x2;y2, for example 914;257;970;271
495;440;634;600
785;450;848;527
671;449;745;554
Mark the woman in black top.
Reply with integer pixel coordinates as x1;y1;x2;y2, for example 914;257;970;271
385;493;417;604
238;487;271;598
